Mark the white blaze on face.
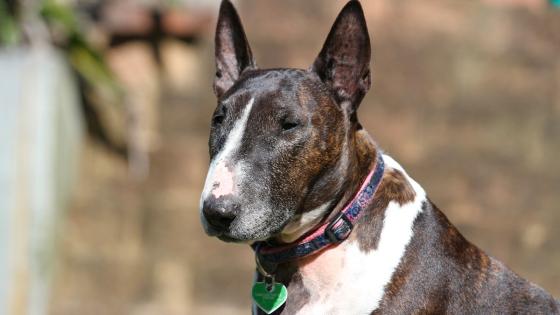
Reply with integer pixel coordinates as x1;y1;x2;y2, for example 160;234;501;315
201;98;255;203
211;160;235;198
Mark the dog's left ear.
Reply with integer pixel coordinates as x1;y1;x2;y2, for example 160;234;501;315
214;0;257;98
311;0;371;114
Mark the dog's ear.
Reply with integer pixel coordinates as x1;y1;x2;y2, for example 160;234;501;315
311;1;371;114
214;0;256;98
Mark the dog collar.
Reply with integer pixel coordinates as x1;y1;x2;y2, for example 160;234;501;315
253;153;385;264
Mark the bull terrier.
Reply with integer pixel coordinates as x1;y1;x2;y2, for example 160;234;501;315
200;0;560;314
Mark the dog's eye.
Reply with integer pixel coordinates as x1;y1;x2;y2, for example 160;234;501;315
281;120;299;131
212;114;225;125
212;106;227;126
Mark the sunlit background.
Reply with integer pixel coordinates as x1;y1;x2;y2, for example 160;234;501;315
1;0;560;314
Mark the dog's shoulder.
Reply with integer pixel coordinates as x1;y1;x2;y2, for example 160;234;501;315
372;155;560;314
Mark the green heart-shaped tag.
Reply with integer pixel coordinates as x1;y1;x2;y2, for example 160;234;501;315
252;282;288;314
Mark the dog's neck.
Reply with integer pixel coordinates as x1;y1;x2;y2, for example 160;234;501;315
277;127;378;244
329;127;378;217
256;142;429;314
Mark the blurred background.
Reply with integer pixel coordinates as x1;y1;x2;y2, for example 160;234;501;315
1;0;560;314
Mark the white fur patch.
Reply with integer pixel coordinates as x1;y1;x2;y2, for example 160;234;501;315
296;154;426;314
201;98;255;204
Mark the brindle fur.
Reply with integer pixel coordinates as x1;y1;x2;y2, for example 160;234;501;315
373;201;559;315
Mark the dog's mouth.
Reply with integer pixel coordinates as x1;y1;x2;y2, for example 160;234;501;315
214;228;276;244
202;219;261;243
205;229;241;243
201;204;296;243
217;234;247;243
206;223;287;244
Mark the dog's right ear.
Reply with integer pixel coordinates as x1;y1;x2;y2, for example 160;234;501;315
214;0;256;98
311;0;371;115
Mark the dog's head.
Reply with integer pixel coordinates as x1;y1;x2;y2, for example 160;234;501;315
200;0;372;242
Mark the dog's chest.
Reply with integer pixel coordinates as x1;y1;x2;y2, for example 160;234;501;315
293;242;377;314
281;156;427;314
290;242;402;315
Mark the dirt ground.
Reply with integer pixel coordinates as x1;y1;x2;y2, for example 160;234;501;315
51;1;560;314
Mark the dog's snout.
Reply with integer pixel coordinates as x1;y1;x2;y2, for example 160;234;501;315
202;199;238;231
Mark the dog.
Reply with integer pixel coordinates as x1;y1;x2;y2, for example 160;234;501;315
200;1;560;314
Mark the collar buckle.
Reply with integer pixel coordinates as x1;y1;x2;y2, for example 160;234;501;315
325;211;354;243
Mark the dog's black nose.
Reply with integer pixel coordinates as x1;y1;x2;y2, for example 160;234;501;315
202;199;237;231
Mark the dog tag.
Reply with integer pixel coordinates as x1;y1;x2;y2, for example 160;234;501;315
252;282;288;314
